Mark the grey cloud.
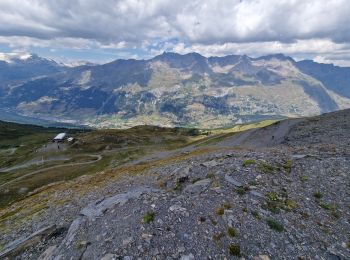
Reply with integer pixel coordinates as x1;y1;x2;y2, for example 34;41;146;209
0;0;349;45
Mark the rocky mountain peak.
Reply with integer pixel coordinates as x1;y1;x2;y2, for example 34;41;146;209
255;53;295;62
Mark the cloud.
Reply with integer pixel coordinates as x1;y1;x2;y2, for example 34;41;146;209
170;39;350;57
0;0;349;65
0;0;349;44
172;0;350;44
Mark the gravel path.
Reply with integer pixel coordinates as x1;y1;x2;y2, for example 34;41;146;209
0;156;71;173
215;118;304;148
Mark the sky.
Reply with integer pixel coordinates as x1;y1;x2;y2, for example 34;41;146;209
0;0;350;66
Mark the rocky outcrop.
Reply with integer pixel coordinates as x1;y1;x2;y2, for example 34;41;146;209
0;225;63;259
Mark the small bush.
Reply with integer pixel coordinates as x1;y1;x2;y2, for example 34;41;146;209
300;211;310;219
266;192;280;201
174;182;183;191
248;180;258;186
300;175;309;182
236;186;249;195
263;201;281;214
320;203;333;210
313;191;323;199
223;201;232;209
143;212;155;223
284;199;297;211
252;210;261;220
199;216;206;223
207;172;215;179
227;227;237;237
283;160;293;173
212;180;220;188
210;217;218;225
267;218;284;232
213;232;225;241
243;159;256;167
174;176;188;191
258;162;275;174
331;210;341;219
215;206;225;216
228;243;241;256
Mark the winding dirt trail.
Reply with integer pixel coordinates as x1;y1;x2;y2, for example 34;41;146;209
0;156;71;173
0;154;102;189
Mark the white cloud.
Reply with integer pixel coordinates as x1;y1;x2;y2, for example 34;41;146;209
1;0;349;44
0;36;95;49
170;39;350;57
0;0;349;65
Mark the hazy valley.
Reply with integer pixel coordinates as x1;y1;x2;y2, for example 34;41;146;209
1;52;350;129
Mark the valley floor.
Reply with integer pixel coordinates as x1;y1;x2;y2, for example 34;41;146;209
0;110;349;259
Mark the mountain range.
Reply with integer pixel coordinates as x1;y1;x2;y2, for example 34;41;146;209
0;52;349;128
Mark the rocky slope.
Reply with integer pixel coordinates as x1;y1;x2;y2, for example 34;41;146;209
0;109;349;259
1;52;350;128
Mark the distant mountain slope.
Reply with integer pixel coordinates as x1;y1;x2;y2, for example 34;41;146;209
296;60;350;98
0;53;64;84
0;109;87;129
0;52;349;128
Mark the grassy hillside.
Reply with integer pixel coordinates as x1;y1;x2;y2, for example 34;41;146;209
0;120;79;147
0;119;276;208
0;122;203;208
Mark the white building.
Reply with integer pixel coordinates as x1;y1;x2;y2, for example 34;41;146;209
53;133;67;142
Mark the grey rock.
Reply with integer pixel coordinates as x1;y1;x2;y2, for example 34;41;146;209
183;178;211;194
250;190;264;198
61;218;85;247
253;255;270;260
101;253;117;260
169;204;187;213
122;237;133;246
81;187;159;220
180;253;194;260
201;160;218;167
291;154;308;159
38;246;58;260
224;174;243;187
0;225;58;259
18;187;29;194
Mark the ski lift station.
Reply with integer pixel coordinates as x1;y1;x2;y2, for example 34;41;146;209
53;133;67;142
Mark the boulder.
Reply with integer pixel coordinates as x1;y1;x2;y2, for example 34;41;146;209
183;178;212;194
